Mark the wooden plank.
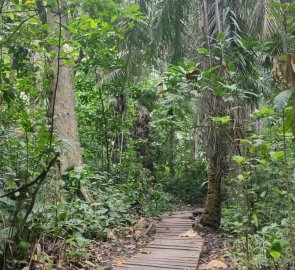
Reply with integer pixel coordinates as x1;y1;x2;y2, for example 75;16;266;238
116;211;203;270
120;265;182;270
126;262;196;268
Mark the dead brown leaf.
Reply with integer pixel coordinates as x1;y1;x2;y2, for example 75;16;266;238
132;229;142;241
207;260;228;269
107;231;117;240
179;229;198;238
113;256;126;266
139;249;151;254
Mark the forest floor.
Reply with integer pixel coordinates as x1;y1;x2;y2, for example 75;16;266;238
32;208;233;270
196;226;234;270
32;216;160;270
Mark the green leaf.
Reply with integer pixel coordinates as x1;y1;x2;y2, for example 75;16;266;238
224;84;237;91
271;151;284;160
273;188;283;195
216;32;225;42
66;237;75;244
210;115;230;124
202;65;220;77
270;251;281;259
28;17;39;24
18;240;30;252
8;13;14;20
273;90;293;113
0;197;16;206
233;156;246;164
252;213;258;227
267;2;282;10
285;106;295;135
197;48;208;54
111;15;117;23
253;106;274;117
85;260;96;267
90;20;98;28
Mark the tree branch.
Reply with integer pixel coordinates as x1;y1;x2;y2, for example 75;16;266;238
0;13;38;47
0;154;59;199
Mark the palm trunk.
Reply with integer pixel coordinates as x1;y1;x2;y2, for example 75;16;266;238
199;90;229;229
201;159;223;228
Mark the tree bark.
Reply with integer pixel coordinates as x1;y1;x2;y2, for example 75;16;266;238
131;105;154;173
201;159;223;229
167;108;175;176
47;0;94;203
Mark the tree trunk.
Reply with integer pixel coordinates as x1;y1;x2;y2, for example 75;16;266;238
197;0;230;228
47;1;94;203
200;159;222;229
167;108;175;176
131;105;154;173
199;91;229;228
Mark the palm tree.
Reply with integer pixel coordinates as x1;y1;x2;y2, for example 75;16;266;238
196;0;260;228
111;0;192;173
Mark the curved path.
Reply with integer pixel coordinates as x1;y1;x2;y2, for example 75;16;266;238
117;211;203;270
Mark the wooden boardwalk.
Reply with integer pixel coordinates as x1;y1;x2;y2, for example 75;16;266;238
117;211;203;270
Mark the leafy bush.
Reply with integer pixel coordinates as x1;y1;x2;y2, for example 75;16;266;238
222;105;295;270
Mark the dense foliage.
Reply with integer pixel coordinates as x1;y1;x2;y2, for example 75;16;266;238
0;0;294;270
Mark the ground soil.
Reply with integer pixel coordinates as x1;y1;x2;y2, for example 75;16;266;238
193;217;234;270
31;216;160;270
31;208;234;270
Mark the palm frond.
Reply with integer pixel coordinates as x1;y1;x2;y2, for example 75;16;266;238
147;0;192;65
96;69;122;89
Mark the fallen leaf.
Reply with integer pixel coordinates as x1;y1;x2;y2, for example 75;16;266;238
115;256;126;265
107;231;116;241
133;230;142;241
139;249;151;254
216;256;226;263
207;260;227;269
179;229;198;237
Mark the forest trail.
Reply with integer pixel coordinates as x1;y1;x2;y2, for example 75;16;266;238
116;211;203;270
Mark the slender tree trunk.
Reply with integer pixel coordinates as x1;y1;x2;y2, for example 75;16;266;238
96;74;110;172
110;94;126;164
167;108;175;176
131;105;154;174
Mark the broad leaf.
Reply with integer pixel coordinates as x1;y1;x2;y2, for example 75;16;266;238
270;251;281;259
273;90;293;113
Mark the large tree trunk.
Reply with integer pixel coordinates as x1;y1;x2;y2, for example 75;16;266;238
47;1;94;203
